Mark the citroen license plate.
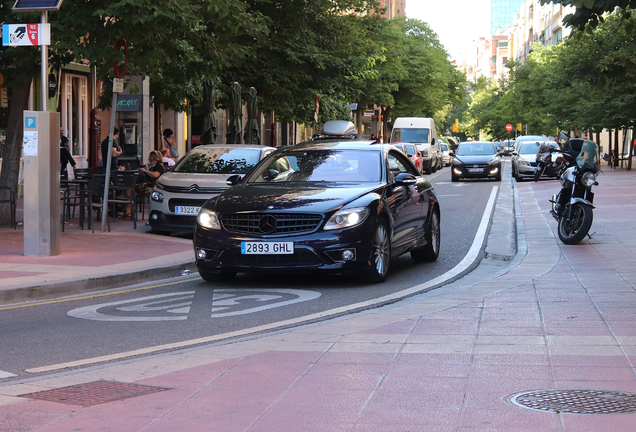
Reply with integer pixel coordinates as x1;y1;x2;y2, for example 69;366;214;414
175;206;201;215
241;242;294;254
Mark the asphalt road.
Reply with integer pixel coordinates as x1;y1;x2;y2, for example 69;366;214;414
0;166;501;380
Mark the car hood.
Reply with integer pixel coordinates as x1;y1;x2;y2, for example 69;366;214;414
157;171;235;189
517;154;537;163
453;155;497;164
211;183;382;214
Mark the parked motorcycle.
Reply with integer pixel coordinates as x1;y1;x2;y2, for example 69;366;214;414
534;142;565;181
550;138;600;245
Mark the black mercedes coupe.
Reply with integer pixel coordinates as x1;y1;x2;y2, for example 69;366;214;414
193;141;440;283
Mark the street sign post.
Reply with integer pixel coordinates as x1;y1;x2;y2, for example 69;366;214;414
506;124;513;132
101;39;127;232
13;0;64;256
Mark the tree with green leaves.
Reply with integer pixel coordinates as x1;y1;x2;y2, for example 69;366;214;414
215;0;382;125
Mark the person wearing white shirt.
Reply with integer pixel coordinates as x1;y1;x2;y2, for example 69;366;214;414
161;148;175;166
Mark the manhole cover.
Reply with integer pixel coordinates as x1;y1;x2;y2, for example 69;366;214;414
20;380;170;406
509;389;636;414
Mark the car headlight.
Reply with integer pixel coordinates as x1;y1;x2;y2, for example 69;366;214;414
488;157;499;165
452;159;462;166
197;209;221;230
581;171;597;188
518;159;529;166
150;191;163;203
324;207;369;230
421;150;428;158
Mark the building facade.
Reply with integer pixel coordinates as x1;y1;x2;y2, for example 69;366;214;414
492;0;525;35
457;0;574;84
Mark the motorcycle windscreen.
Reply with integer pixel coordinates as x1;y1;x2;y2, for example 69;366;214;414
577;140;599;173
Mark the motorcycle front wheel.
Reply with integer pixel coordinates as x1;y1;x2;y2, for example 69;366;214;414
534;166;542;182
558;202;593;245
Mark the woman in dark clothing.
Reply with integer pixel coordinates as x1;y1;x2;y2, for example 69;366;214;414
60;129;76;180
140;150;165;179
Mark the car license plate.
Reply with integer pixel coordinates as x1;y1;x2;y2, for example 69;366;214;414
467;168;484;173
175;206;201;215
241;242;294;254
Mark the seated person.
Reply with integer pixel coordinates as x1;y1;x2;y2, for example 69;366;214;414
161;148;176;167
140;150;165;180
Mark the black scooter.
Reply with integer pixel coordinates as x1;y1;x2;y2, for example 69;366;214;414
534;142;565;181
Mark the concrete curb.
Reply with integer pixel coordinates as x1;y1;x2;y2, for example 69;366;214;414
0;260;198;305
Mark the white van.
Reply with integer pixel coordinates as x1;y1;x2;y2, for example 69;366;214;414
390;117;440;174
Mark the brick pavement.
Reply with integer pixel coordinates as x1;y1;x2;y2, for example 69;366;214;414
0;163;635;431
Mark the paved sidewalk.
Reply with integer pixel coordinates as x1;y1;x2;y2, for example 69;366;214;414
0;214;195;305
1;165;635;431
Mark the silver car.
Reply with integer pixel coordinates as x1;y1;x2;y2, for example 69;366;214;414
512;141;554;180
149;144;275;233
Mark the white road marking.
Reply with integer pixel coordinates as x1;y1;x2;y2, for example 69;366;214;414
67;292;195;321
67;289;321;322
32;187;498;374
0;370;17;379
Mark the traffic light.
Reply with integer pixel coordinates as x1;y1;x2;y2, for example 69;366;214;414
452;118;459;133
517;123;522;132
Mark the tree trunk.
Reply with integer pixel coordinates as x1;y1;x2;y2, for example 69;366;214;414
628;128;633;171
382;106;391;142
0;61;35;226
614;129;619;168
608;129;612;168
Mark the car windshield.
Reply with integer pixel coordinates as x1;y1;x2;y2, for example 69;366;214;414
441;144;448;151
173;147;262;174
520;143;542;154
247;149;382;183
391;128;429;144
456;143;496;156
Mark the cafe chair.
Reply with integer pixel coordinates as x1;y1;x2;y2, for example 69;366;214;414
90;174;107;233
61;169;94;231
107;171;138;229
0;186;17;229
73;167;92;180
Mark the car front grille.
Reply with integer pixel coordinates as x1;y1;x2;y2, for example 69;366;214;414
169;198;209;212
161;184;225;194
221;213;323;235
221;249;322;266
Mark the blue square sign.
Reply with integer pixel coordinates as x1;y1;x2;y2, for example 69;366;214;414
25;117;36;128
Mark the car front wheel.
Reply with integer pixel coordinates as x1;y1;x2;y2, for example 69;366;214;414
362;221;391;283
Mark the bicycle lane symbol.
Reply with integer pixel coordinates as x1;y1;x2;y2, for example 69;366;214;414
67;289;321;322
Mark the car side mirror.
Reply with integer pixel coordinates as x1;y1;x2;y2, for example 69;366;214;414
226;174;242;185
512;151;518;156
394;172;417;185
449;151;455;156
431;138;436;145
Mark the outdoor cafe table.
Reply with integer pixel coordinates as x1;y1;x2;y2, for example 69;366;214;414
60;179;90;230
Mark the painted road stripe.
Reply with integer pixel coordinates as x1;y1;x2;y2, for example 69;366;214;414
27;186;499;374
0;370;17;379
